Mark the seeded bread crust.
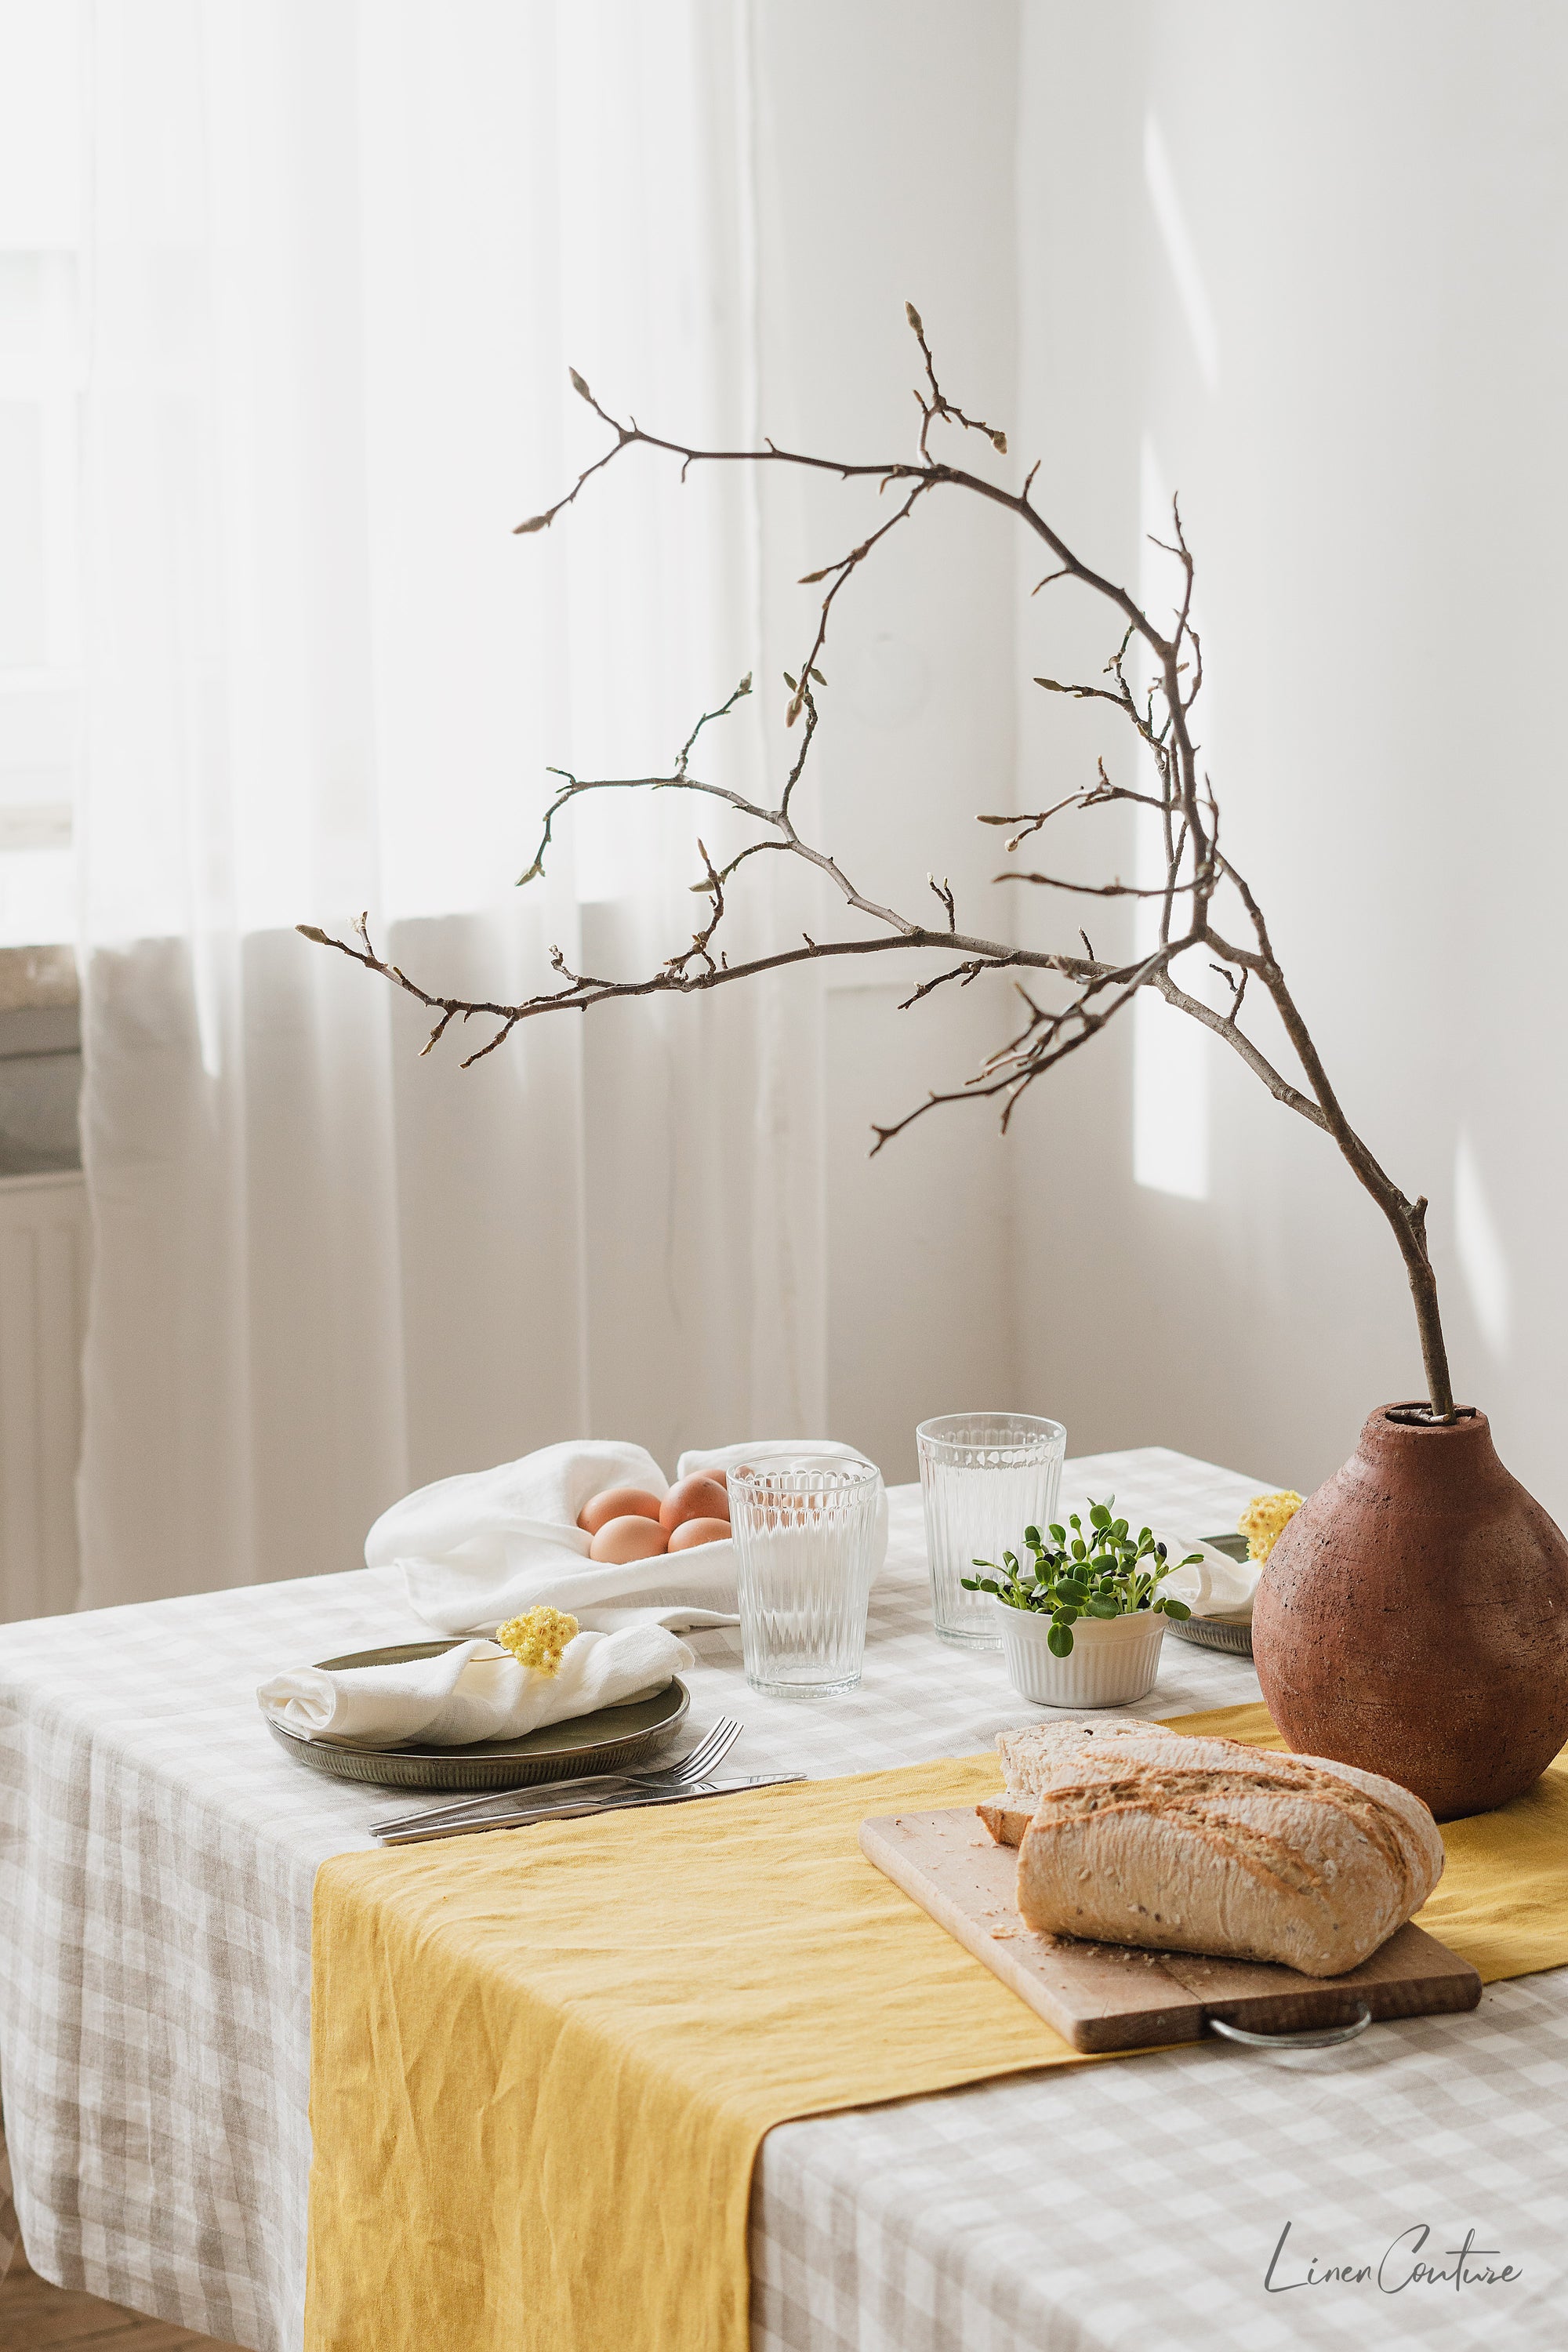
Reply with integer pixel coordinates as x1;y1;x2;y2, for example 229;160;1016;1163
1001;1724;1443;1977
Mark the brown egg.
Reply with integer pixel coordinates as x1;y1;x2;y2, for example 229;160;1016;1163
588;1514;670;1564
667;1515;732;1552
579;1486;665;1536
659;1475;730;1534
707;1466;728;1490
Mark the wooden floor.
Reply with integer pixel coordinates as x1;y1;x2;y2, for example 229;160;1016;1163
1;2241;244;2350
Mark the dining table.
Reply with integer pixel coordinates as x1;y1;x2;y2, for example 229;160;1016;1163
1;1443;1563;2351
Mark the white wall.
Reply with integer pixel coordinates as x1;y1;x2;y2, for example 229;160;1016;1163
1011;2;1568;1512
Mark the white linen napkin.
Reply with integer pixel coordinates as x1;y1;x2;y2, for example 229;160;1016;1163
258;1622;693;1749
1160;1536;1261;1622
369;1436;888;1639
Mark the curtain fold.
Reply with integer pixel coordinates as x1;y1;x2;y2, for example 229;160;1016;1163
77;0;826;1607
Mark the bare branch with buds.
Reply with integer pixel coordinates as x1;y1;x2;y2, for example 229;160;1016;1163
299;310;1457;1420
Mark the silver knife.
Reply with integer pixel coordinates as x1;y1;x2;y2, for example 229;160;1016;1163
372;1768;694;1837
372;1771;804;1845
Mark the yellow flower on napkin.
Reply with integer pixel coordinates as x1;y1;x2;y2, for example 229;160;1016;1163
1238;1490;1304;1564
494;1606;580;1677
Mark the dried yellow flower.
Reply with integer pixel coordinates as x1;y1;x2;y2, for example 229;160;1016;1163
493;1606;580;1677
1238;1490;1305;1565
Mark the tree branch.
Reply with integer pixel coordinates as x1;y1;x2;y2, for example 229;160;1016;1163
303;304;1456;1418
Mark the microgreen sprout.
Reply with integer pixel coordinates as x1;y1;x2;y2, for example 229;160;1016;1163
960;1498;1200;1657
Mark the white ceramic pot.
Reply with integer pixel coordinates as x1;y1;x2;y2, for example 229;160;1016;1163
991;1595;1169;1708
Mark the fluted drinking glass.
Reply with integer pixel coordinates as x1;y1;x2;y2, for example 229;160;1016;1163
730;1455;880;1697
916;1412;1067;1648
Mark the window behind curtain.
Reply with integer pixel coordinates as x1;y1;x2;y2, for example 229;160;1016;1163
0;2;84;949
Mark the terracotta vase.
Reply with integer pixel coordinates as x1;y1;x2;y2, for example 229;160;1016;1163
1252;1403;1568;1820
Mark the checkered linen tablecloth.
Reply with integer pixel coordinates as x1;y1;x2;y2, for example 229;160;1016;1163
2;1448;1564;2350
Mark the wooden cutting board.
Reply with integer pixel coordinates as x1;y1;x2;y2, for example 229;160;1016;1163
859;1806;1482;2053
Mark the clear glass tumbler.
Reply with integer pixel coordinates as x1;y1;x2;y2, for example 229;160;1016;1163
729;1455;881;1697
916;1412;1067;1648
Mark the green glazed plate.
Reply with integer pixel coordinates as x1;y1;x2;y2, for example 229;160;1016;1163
264;1640;691;1791
1166;1531;1255;1657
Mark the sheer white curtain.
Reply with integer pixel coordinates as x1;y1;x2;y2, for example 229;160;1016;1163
77;0;825;1606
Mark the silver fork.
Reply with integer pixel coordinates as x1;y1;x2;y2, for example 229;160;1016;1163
373;1769;803;1845
368;1715;744;1838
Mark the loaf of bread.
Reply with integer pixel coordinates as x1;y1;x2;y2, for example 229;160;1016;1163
988;1722;1443;1977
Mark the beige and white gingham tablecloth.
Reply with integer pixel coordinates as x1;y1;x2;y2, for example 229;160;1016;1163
2;1449;1565;2350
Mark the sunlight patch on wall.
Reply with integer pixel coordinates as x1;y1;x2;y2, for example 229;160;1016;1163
1133;987;1209;1200
1143;114;1220;394
1454;1129;1511;1358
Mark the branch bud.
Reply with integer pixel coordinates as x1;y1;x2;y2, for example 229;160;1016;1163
989;430;1008;455
296;924;331;944
568;368;593;403
514;513;550;535
905;301;924;337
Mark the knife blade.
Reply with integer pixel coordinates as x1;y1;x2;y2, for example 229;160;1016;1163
371;1771;805;1845
370;1769;675;1838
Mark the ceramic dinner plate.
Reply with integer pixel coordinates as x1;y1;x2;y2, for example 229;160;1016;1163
1166;1531;1255;1656
264;1640;691;1791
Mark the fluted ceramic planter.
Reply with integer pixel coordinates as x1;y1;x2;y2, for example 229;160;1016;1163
989;1594;1167;1708
1253;1403;1568;1820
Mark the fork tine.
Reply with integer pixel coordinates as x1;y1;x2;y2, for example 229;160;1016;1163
666;1717;735;1782
709;1717;743;1770
675;1717;741;1780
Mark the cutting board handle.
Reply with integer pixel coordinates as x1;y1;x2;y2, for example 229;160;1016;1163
1209;2004;1372;2049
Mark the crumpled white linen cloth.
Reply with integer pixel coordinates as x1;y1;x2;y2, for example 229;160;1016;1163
1161;1535;1261;1622
365;1436;889;1638
256;1621;693;1748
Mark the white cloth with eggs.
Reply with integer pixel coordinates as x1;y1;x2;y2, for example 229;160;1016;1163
257;1622;694;1749
366;1436;889;1638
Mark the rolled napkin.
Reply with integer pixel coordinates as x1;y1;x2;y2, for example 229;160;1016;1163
258;1621;693;1749
1160;1534;1260;1622
368;1436;888;1639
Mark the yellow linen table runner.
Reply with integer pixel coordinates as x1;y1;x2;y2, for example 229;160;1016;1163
306;1710;1568;2352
